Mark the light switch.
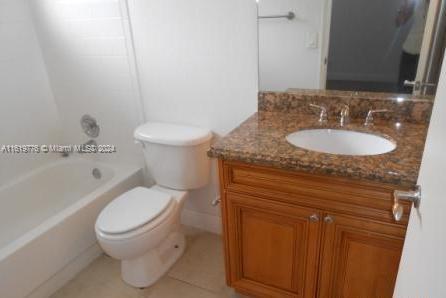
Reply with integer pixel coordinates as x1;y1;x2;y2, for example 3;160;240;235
306;31;318;49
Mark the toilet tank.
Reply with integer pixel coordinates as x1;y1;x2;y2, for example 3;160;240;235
134;122;212;190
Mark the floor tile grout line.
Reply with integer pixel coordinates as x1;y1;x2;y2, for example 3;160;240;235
165;275;224;296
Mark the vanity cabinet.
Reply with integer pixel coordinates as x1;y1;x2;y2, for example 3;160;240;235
225;192;321;297
218;160;410;298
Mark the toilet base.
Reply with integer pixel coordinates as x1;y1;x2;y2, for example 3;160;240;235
121;231;186;288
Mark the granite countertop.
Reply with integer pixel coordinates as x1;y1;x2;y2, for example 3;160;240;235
208;91;432;188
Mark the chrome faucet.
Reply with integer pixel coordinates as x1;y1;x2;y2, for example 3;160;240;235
364;109;391;126
339;105;350;126
310;104;328;124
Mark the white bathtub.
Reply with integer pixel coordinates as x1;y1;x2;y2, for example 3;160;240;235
0;157;143;298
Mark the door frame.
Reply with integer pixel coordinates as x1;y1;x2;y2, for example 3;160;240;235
319;0;332;89
414;0;442;95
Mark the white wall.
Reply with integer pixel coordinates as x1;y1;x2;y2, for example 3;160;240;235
258;0;324;91
327;0;411;83
128;0;259;231
28;0;144;167
0;0;60;185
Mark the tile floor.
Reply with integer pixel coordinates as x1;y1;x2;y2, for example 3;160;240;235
51;227;245;298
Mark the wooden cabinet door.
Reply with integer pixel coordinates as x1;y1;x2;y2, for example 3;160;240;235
224;192;321;298
318;213;407;298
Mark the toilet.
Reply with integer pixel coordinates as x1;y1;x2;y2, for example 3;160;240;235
95;122;212;288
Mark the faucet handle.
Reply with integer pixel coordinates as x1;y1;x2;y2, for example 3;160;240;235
309;104;328;124
340;104;350;116
364;109;391;126
339;104;350;126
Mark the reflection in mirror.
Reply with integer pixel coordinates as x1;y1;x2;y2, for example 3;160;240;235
258;0;446;96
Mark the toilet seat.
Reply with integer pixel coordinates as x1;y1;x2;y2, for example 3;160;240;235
96;187;176;240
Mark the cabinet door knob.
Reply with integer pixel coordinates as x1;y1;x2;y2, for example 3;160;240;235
309;214;319;222
324;215;334;224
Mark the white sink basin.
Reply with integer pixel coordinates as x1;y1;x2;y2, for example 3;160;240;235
286;129;396;156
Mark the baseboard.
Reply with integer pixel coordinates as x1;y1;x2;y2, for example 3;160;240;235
181;209;222;235
27;243;103;298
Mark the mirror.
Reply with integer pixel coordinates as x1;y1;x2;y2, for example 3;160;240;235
258;0;445;96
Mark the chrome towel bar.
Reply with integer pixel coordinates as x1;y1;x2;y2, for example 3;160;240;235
258;11;295;20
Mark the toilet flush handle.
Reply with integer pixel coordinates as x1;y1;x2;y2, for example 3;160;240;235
211;197;221;206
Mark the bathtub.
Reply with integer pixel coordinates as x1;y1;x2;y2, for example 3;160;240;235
0;157;143;298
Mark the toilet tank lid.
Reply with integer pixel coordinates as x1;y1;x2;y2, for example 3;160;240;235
134;122;212;146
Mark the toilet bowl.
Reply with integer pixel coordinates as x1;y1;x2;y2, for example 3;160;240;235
95;122;212;288
96;186;188;287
